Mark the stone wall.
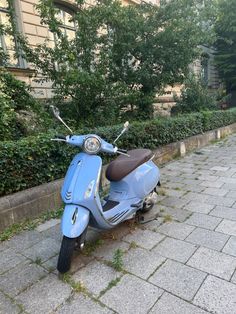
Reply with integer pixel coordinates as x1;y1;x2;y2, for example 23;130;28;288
153;101;176;117
11;0;53;98
153;83;182;117
1;123;236;232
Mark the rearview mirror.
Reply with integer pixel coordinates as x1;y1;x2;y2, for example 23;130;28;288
50;105;61;120
50;105;73;134
123;121;129;130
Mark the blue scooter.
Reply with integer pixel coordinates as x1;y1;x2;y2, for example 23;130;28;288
51;106;160;273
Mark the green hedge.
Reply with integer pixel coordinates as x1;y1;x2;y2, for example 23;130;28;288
1;109;236;197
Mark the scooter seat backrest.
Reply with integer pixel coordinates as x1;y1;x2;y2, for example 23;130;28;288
106;149;153;182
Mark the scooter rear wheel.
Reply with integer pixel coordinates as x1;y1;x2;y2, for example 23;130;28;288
141;190;158;213
57;236;76;274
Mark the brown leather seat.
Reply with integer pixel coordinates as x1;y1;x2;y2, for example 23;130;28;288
106;149;153;182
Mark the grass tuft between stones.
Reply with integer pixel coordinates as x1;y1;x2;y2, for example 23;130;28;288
61;273;87;294
111;248;124;271
34;257;42;265
129;241;138;249
162;214;173;223
174;187;181;191
82;239;104;256
99;277;122;297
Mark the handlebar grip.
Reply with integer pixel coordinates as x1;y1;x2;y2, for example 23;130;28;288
55;134;67;140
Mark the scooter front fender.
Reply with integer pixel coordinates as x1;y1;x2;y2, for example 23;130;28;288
61;205;90;238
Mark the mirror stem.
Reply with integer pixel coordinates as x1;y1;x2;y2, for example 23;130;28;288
114;129;125;144
58;116;73;134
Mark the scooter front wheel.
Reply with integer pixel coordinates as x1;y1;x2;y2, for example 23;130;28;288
57;236;76;274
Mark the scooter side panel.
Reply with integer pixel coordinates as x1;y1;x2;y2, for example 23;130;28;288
61;153;102;205
61;204;90;238
135;160;160;198
109;160;160;201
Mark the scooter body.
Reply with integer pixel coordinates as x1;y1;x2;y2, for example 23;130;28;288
50;106;160;273
61;152;160;238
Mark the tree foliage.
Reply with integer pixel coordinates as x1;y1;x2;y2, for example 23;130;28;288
14;0;216;123
0;69;52;140
171;73;218;115
0;77;16;140
8;0;215;124
214;0;236;92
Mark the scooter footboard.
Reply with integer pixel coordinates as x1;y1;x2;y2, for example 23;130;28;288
61;205;90;238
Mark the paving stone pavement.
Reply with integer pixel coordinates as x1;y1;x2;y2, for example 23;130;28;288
1;134;236;313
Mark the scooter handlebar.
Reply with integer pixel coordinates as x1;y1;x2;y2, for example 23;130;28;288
55;134;67;140
51;134;68;142
51;134;130;156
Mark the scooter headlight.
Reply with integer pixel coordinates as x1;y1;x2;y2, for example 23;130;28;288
83;135;102;154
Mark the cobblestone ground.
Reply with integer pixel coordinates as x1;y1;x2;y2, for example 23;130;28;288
1;135;236;314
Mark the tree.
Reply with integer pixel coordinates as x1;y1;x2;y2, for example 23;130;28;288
14;0;215;124
171;73;217;115
215;0;236;93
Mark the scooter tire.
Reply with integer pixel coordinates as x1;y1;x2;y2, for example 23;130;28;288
57;236;76;274
140;203;154;213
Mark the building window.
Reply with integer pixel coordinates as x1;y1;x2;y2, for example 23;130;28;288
0;0;19;67
54;4;76;40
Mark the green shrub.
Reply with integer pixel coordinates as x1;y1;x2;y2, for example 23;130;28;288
0;69;52;140
0;86;17;141
1;109;236;197
171;74;218;115
202;110;236;131
0;70;38;112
